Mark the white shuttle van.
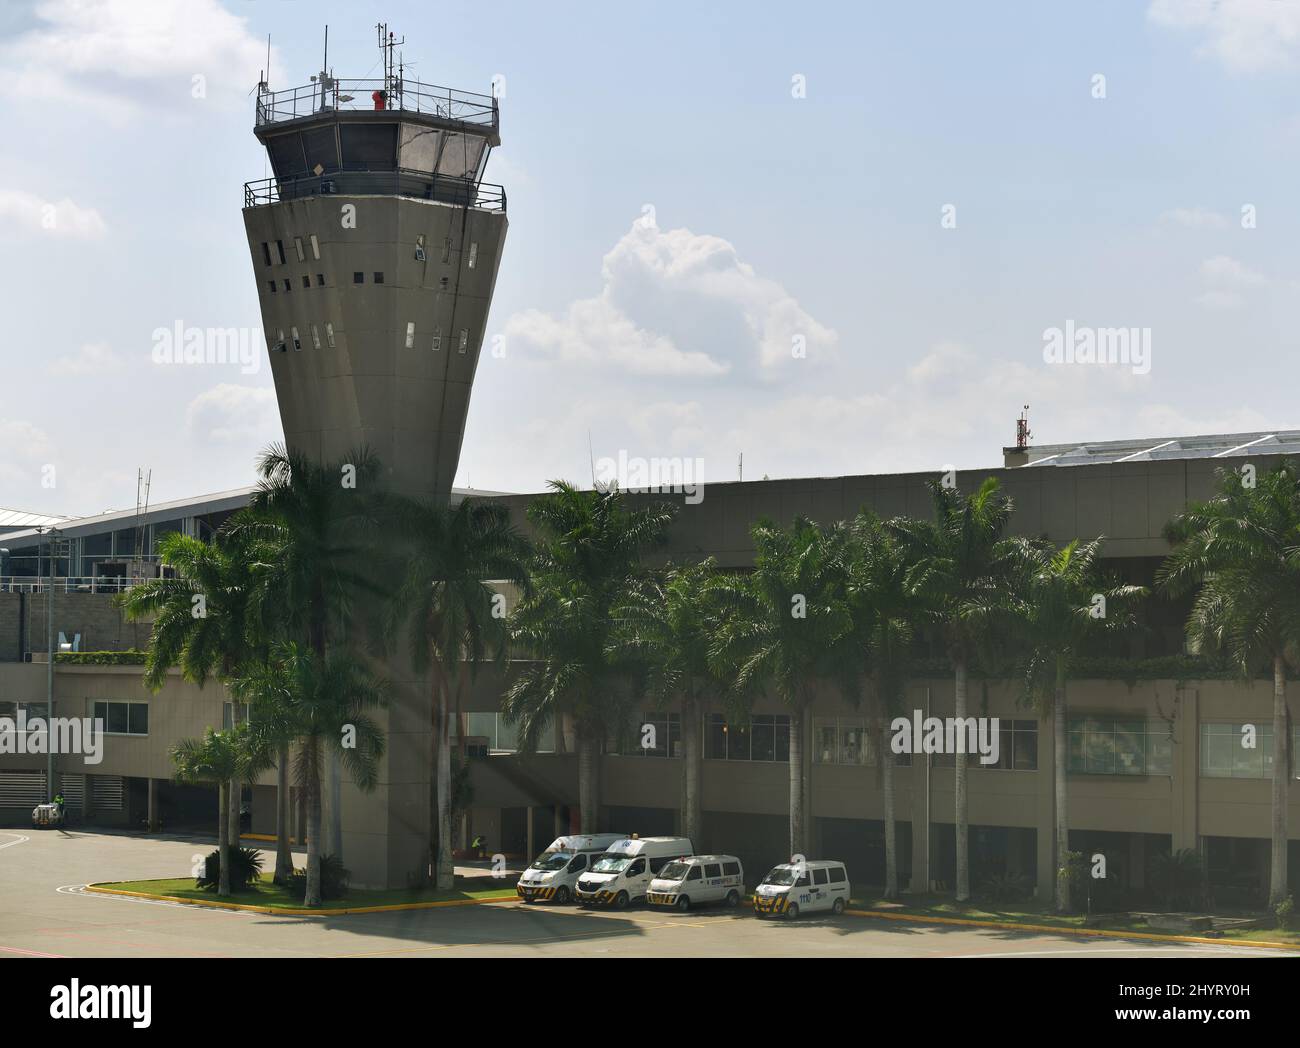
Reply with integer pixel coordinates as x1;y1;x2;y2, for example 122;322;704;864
574;836;694;908
516;833;627;904
646;854;745;911
752;859;850;918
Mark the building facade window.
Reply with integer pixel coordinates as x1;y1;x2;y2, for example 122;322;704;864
309;234;320;260
294;236;305;262
813;716;913;768
1201;722;1300;779
1068;716;1172;775
325;323;335;348
930;719;1037;770
705;713;789;762
468;242;478;269
261;242;272;266
614;712;681;757
405;322;415;349
90;700;149;736
464;712;554;755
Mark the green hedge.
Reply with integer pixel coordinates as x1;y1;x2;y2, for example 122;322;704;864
910;653;1278;684
54;650;148;666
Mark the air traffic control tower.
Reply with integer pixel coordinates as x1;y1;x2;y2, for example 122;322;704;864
241;31;507;887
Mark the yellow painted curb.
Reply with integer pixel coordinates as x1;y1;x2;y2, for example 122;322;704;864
84;883;519;917
240;833;299;845
844;907;1298;951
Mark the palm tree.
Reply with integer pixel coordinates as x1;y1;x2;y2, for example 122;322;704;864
231;643;388;906
122;527;275;872
388;496;531;889
709;516;854;858
614;559;724;847
1158;462;1300;908
171;724;271;896
504;481;675;833
1019;537;1146;912
845;511;922;899
233;443;386;861
892;477;1025;901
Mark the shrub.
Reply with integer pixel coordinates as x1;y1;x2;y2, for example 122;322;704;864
1148;848;1207;911
978;872;1031;903
1274;895;1294;931
196;846;263;892
290;854;351;901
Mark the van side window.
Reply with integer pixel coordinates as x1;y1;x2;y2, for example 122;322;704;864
722;861;740;877
568;855;587;872
813;868;828;886
649;857;670;874
687;866;702;881
704;864;722;879
796;873;810;887
828;867;846;883
627;859;646;876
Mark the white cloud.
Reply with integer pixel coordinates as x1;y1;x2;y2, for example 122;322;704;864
46;342;122;376
0;419;56;491
0;189;107;238
1159;206;1229;229
1196;254;1267;308
1149;0;1300;73
185;384;278;443
504;220;837;380
0;0;281;120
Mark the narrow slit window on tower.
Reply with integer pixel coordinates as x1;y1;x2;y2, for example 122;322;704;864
294;237;305;263
275;240;286;265
405;322;415;349
309;234;320;260
283;279;291;292
301;275;311;289
261;242;272;266
325;323;336;348
353;272;364;284
267;280;277;293
311;324;321;350
458;329;469;354
275;328;286;352
373;271;384;284
442;238;451;263
291;326;302;352
316;274;325;286
467;242;478;269
431;327;441;352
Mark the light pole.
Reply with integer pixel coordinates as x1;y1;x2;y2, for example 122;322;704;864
41;527;62;803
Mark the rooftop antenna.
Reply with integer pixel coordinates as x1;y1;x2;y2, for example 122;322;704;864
1016;405;1031;451
588;431;597;488
132;468;152;576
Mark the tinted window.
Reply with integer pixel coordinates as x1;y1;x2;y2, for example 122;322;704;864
627;859;645;876
106;703;128;733
813;868;828;886
723;861;740;876
687;866;702;881
828;867;846;884
704;864;722;879
567;854;586;872
795;874;810;887
129;704;148;735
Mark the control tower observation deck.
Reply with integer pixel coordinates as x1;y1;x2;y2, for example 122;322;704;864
242;48;507;501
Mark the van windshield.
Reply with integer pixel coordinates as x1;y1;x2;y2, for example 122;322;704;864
592;855;632;873
530;852;572;871
658;861;690;881
762;868;798;886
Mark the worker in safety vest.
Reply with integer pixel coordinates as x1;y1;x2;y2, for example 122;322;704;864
53;791;66;820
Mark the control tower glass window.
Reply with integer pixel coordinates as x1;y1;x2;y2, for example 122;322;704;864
340;124;397;172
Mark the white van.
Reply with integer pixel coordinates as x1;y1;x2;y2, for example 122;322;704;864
646;854;745;911
516;833;627;904
575;836;694;908
752;859;850;918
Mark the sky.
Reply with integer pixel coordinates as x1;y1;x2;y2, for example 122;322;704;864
3;0;1300;515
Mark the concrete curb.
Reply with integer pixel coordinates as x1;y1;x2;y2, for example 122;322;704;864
84;882;519;917
844;907;1298;951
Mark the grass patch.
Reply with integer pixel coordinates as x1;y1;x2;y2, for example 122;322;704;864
97;872;517;912
848;890;1300;945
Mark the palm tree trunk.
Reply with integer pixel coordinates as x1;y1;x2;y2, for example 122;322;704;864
1270;653;1289;907
435;680;455;890
274;742;293;884
327;748;342;859
954;657;969;901
881;718;898;900
577;728;599;833
681;695;702;847
217;781;231;897
1054;663;1070;913
228;776;240;852
305;740;323;907
789;705;805;858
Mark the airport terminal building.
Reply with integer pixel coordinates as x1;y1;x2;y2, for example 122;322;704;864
2;429;1299;903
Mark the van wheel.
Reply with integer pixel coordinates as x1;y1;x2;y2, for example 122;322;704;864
554;886;570;905
725;890;740;908
676;895;691;912
832;898;845;915
784;903;800;920
614;891;630;909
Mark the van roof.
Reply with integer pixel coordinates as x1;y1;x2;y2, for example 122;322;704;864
544;833;627;852
771;859;845;870
673;854;740;864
